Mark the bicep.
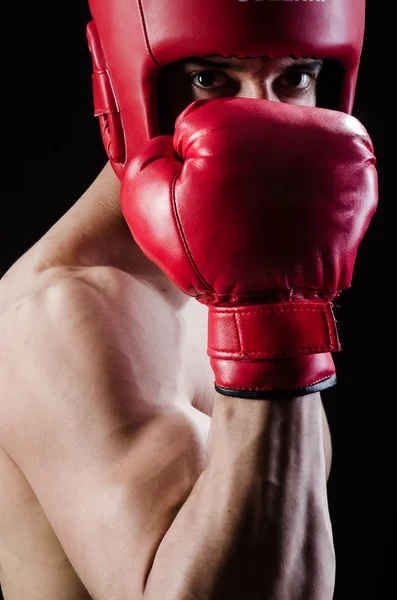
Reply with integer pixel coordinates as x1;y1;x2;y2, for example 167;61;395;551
23;408;205;600
0;277;207;600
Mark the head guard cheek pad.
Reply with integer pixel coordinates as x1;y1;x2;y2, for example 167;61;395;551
86;0;366;175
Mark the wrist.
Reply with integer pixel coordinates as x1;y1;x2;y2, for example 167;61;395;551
209;391;323;464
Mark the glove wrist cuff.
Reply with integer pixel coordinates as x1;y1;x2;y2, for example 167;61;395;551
212;355;337;399
208;300;340;360
208;300;340;399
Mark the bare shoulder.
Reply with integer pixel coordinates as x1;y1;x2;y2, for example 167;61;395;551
0;264;145;371
0;263;210;598
0;261;173;350
1;262;152;321
0;263;181;458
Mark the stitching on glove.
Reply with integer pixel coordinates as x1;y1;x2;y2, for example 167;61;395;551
171;173;215;293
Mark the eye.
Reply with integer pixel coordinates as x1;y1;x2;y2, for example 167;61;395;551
280;71;314;89
192;71;224;89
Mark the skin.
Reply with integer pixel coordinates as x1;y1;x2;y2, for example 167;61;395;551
0;56;334;600
158;55;324;131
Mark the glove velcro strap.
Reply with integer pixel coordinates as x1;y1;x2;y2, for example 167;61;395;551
208;300;340;361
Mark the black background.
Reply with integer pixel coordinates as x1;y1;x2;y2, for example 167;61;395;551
4;1;387;599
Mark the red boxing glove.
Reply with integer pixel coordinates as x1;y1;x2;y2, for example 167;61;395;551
120;98;378;398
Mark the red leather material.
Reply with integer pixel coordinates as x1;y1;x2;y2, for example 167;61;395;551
86;0;366;169
122;99;377;299
92;70;118;118
208;301;341;361
211;354;336;396
120;98;378;396
86;20;125;166
208;300;340;394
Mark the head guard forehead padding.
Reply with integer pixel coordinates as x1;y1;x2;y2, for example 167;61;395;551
86;0;366;173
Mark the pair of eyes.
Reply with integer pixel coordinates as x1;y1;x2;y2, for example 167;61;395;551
190;69;315;92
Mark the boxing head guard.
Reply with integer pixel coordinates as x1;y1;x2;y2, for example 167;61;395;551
86;0;366;174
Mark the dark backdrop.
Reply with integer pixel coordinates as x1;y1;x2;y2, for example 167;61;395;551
3;1;386;599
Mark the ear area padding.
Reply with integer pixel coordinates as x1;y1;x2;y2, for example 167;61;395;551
86;20;126;166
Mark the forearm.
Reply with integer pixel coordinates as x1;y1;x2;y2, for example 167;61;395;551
144;392;335;600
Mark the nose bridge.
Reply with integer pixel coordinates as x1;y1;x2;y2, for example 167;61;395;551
238;76;276;101
235;57;280;100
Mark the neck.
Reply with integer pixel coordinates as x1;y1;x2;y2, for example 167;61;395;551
30;162;176;291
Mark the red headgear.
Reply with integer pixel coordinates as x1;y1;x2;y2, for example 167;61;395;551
86;0;366;175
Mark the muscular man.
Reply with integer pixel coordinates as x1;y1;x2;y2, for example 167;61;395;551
0;1;377;599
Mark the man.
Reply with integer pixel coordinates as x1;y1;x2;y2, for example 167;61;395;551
0;1;376;599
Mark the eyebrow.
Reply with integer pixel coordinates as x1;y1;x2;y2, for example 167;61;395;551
183;57;324;72
285;59;324;71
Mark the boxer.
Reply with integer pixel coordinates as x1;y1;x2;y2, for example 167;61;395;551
0;1;377;599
